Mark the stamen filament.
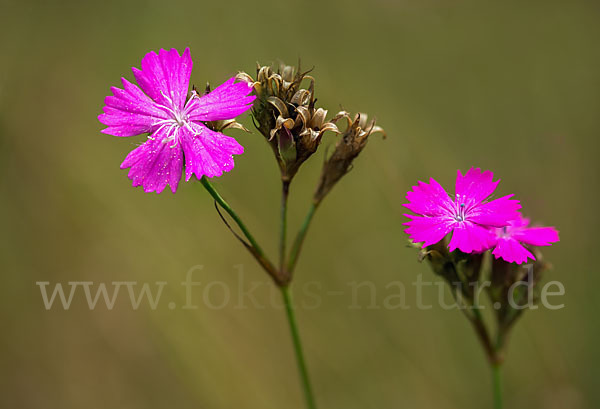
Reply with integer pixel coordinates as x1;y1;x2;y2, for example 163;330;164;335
149;91;201;148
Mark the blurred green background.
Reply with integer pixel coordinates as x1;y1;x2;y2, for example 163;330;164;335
1;0;598;408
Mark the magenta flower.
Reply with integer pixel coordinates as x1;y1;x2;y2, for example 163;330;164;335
403;167;521;253
98;48;256;193
491;215;559;264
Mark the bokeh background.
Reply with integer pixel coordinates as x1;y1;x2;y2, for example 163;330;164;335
1;0;598;408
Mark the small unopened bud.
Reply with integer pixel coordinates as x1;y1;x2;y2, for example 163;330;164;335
278;127;297;164
313;112;385;203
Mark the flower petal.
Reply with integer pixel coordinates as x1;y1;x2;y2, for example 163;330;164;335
470;195;521;227
510;214;530;228
455;167;499;207
448;222;494;253
159;48;192;108
188;77;256;122
132;48;192;108
403;215;453;247
120;130;183;193
404;178;454;217
99;78;169;137
180;122;244;180
492;237;535;264
513;226;560;247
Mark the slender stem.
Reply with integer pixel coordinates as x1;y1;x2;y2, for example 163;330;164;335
281;286;317;409
492;362;503;409
444;276;496;365
287;202;319;274
442;261;504;409
469;307;496;364
200;176;264;255
199;176;278;280
280;180;290;272
470;307;503;409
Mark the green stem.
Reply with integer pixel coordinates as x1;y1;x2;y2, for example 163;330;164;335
281;286;317;409
280;180;290;272
444;275;495;365
287;202;318;274
200;176;278;279
443;262;504;409
492;362;503;409
469;307;496;364
200;176;264;254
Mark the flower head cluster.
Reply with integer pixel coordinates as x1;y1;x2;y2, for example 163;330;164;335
237;63;340;181
99;48;255;193
404;167;559;263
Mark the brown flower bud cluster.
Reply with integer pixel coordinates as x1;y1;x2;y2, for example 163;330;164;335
237;63;383;187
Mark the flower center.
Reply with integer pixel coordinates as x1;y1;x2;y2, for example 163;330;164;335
454;202;467;222
497;226;510;238
172;109;187;127
150;91;199;148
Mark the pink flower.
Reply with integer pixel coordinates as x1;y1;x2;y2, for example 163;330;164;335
99;48;255;193
491;215;559;264
403;167;521;253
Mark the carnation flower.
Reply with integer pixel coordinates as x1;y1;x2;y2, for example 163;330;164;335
490;214;559;264
99;48;255;193
403;167;521;253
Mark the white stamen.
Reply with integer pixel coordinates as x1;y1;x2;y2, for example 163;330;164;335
149;92;201;148
454;202;467;222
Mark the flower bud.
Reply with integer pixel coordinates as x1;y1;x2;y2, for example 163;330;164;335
313;112;385;203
